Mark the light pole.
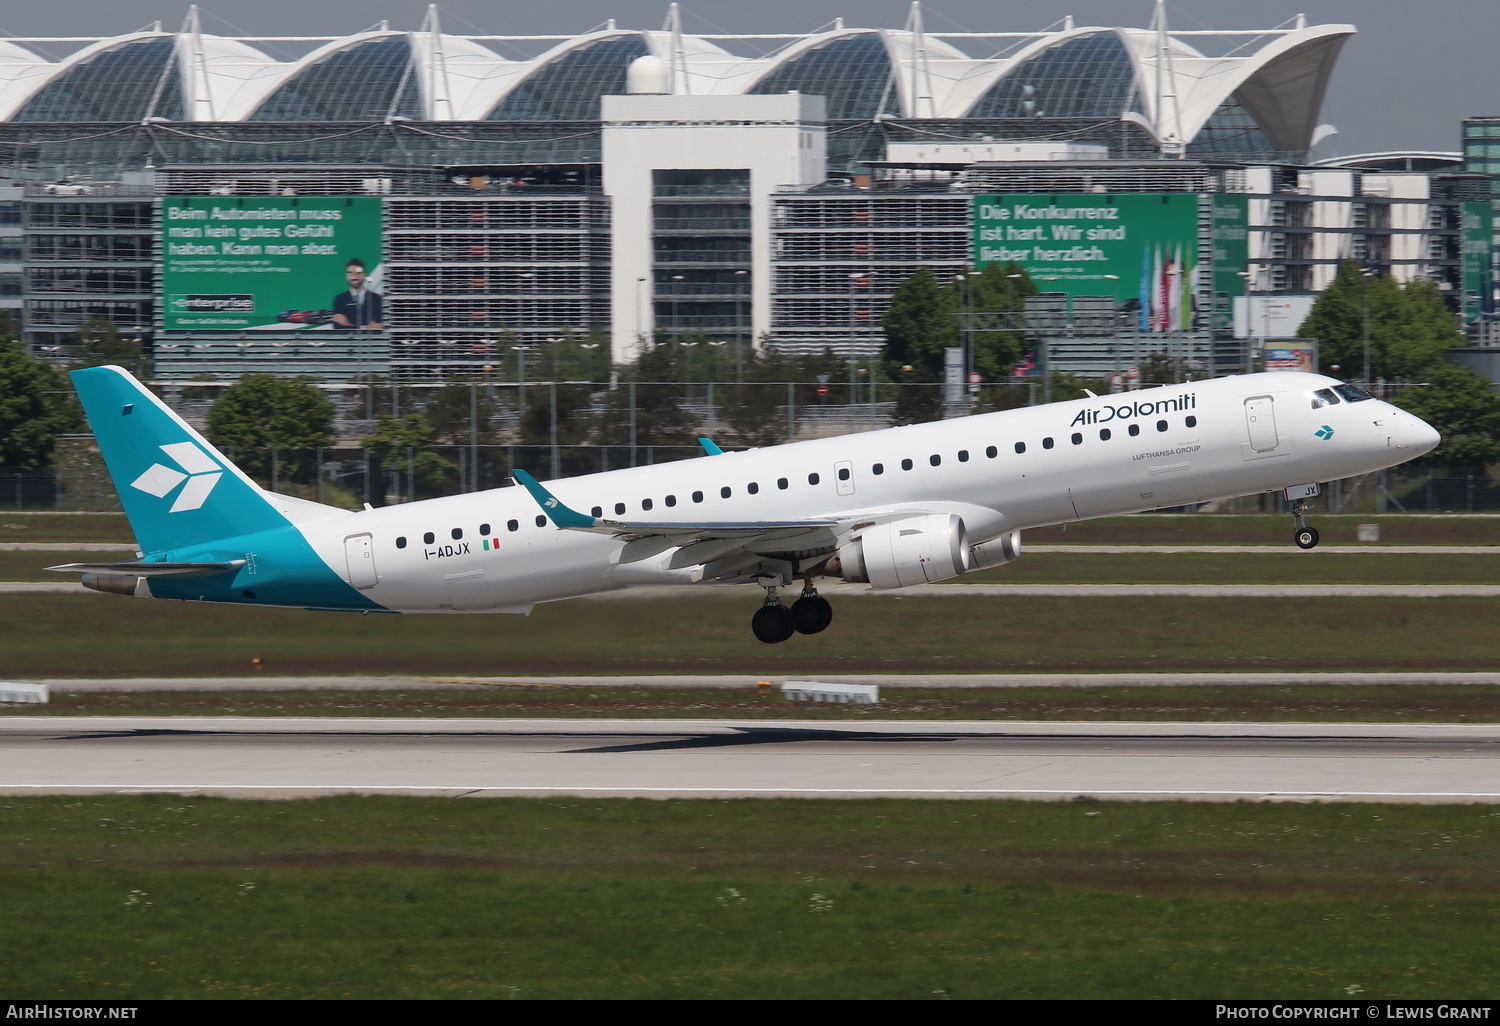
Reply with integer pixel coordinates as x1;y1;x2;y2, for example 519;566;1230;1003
511;344;527;419
733;269;748;381
1361;262;1377;386
579;342;599;383
635;276;647;343
670;274;685;343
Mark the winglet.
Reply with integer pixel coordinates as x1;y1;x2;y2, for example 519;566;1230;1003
697;437;724;456
510;469;597;529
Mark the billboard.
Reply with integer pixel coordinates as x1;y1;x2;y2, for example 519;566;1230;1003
973;193;1247;332
162;196;384;331
1461;201;1494;325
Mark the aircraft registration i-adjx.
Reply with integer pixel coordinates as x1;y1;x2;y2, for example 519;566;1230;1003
51;365;1440;644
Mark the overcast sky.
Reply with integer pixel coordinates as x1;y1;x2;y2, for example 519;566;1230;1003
4;1;1494;156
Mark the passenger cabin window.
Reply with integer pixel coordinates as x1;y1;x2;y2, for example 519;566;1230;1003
480;523;490;536
958;450;969;462
721;486;732;498
423;532;435;545
507;520;519;532
1185;416;1197;428
808;473;820;485
747;482;759;495
1099;428;1111;441
1042;437;1054;449
396;536;407;549
986;446;997;458
614;502;626;515
1128;424;1141;437
930;454;941;466
837;467;850;481
777;478;789;489
872;463;884;475
665;495;677;507
1014;442;1026;454
901;458;913;471
1156;420;1168;432
452;528;463;540
1070;433;1083;445
1333;383;1375;403
591;506;602;518
693;491;704;503
642;498;653;511
535;515;547;528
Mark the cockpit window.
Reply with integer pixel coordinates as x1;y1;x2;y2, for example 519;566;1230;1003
1333;383;1376;403
1311;388;1341;409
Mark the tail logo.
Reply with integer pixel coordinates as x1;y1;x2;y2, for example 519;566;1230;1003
129;442;224;513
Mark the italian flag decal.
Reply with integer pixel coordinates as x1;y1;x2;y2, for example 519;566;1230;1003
482;538;500;551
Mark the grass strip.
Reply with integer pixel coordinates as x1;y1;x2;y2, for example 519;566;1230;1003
6;592;1500;677
2;795;1497;999
12;684;1500;722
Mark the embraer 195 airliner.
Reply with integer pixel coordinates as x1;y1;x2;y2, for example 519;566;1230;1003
52;366;1439;643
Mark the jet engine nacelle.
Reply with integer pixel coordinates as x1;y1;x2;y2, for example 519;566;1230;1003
969;529;1021;571
836;513;970;589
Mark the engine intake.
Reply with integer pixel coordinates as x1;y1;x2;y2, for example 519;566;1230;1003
835;514;970;589
969;529;1021;570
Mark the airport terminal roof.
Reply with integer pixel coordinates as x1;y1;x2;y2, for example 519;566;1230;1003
0;6;1353;153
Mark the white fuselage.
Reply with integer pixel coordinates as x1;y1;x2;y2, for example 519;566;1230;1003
289;372;1438;613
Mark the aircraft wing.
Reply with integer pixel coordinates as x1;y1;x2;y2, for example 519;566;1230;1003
511;468;841;567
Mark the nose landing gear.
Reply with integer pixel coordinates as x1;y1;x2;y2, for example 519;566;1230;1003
1284;483;1321;549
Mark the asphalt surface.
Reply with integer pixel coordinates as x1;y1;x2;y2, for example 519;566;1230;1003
2;716;1496;802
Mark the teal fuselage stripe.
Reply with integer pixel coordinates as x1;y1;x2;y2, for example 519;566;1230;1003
143;523;387;611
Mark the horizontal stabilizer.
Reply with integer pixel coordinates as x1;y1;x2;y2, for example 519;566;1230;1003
45;560;245;580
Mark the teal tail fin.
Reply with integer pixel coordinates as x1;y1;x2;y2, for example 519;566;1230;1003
71;365;293;554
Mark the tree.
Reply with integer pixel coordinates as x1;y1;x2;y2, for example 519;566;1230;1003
964;260;1036;382
1298;260;1458;380
881;267;953;424
425;382;497;446
719;348;842;447
71;317;151;378
1393;363;1500;472
594;342;699;449
0;341;79;470
364;414;457;500
205;374;334;485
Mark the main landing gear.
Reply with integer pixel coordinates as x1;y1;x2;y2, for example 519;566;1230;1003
751;581;834;644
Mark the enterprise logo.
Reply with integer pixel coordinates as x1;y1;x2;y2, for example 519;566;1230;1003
169;294;254;313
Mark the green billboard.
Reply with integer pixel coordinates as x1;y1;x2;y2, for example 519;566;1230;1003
1461;201;1494;324
162;196;384;331
974;193;1246;332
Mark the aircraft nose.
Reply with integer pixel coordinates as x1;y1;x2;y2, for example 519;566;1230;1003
1400;413;1441;456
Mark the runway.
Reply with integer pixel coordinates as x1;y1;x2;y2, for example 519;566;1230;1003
3;716;1498;803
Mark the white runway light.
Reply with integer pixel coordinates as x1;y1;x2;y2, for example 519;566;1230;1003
782;681;879;704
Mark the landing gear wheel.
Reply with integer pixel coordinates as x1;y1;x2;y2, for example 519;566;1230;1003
791;595;834;635
751;604;795;644
1294;526;1320;550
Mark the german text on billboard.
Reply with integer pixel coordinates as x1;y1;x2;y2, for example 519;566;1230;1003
973;193;1245;332
161;196;385;331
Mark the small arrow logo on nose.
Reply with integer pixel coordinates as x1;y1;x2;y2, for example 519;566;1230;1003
1315;425;1334;440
